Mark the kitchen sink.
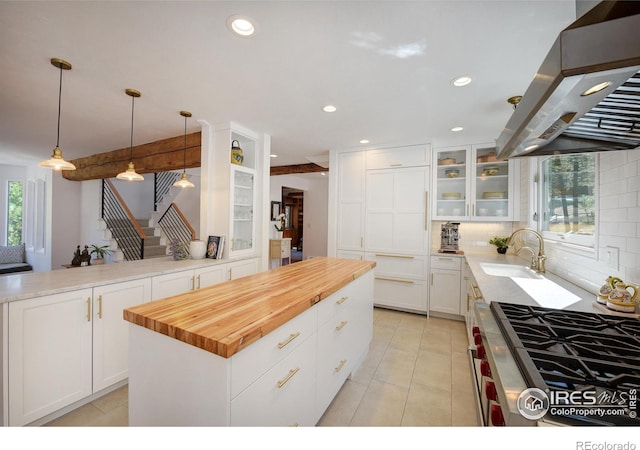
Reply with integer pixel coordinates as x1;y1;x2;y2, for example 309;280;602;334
479;262;542;279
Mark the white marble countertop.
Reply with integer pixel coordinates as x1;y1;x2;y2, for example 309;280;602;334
463;251;639;317
0;257;232;304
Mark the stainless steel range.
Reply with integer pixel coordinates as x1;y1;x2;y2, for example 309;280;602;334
471;301;640;426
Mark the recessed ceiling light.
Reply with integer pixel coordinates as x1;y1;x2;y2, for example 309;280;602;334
321;172;327;176
581;81;611;96
359;139;370;144
451;126;464;132
270;154;278;158
227;15;256;37
323;105;337;113
452;76;472;87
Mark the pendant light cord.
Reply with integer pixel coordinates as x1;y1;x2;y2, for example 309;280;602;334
56;64;63;148
183;115;187;170
130;94;135;161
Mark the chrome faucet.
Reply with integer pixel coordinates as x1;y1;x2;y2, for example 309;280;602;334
507;228;546;273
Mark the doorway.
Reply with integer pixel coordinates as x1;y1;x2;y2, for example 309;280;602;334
281;186;303;262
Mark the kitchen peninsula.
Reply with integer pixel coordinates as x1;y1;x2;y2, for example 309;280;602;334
123;257;375;426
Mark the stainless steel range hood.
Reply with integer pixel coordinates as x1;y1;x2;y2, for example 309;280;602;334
496;1;640;160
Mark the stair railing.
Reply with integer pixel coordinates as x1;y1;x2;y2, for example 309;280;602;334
158;202;196;254
102;179;146;261
154;172;181;211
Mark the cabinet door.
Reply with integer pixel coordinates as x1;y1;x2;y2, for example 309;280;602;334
433;146;470;220
365;167;429;254
230;165;256;256
429;268;461;315
470;144;515;220
93;279;152;392
228;258;259;280
151;270;195;300
337;151;365;252
195;264;227;289
8;289;93;426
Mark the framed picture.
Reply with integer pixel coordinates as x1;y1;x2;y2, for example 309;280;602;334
271;201;281;220
206;236;220;259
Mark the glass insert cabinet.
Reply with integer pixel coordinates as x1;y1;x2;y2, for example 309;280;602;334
432;143;515;221
231;165;256;254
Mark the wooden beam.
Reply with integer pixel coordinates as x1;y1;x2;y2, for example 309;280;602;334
270;163;327;176
62;132;202;181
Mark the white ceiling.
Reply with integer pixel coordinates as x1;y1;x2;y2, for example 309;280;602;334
0;1;578;169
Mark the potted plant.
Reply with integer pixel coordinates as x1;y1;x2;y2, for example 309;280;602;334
89;244;113;264
489;236;510;254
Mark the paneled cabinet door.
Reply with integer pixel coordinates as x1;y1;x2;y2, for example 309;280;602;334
195;264;227;289
227;258;259;280
151;269;195;301
365;166;430;254
337;151;365;252
8;288;93;426
92;279;152;392
429;268;461;316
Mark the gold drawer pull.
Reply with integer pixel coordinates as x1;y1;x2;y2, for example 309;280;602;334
336;296;348;305
336;321;348;331
98;294;103;319
335;359;347;373
374;253;414;259
471;285;483;300
277;332;301;349
375;276;414;284
86;297;91;322
277;367;300;388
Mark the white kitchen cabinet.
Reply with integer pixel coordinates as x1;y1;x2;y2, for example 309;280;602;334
8;278;153;426
429;255;463;317
151;264;228;301
433;143;516;221
8;289;93;426
230;165;256;256
365;166;430;254
336;151;365;256
92;278;152;392
365;144;431;169
227;258;259;280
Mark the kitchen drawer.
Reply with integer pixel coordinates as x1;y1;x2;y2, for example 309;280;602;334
430;255;462;270
316;273;360;326
366;144;431;169
373;276;427;313
230;332;317;426
365;252;426;279
231;306;317;398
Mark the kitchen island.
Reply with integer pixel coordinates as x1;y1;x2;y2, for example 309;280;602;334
123;257;376;426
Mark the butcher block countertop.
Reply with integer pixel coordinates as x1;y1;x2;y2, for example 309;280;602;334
123;257;376;359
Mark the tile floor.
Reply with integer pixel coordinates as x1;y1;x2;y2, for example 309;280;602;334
45;307;478;427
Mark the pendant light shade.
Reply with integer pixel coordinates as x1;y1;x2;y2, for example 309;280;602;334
173;111;195;188
117;89;144;181
39;58;76;171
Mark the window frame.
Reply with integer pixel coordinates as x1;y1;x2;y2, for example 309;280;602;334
537;153;598;253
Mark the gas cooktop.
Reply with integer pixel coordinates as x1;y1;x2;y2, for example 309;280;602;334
490;302;640;426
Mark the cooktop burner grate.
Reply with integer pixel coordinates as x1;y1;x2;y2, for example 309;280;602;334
491;302;640;426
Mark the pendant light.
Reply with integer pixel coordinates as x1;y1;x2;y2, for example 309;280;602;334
39;58;76;171
173;111;195;188
117;89;144;181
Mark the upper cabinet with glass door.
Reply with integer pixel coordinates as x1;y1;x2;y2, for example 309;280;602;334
433;143;516;221
229;131;257;256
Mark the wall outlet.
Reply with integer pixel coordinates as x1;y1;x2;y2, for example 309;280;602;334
604;246;620;270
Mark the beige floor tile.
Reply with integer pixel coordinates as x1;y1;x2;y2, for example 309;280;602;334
402;383;451;426
419;326;452;354
397;313;427;332
388;326;423;353
45;403;105;426
92;385;128;414
349;379;408;426
452;389;480;426
373;347;418;388
89;405;129;427
424;316;452;330
317;379;368;426
412;349;452;391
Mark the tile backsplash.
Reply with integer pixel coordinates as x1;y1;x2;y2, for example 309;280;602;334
431;221;515;254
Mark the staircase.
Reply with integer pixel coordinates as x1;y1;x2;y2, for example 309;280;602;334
136;218;168;258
